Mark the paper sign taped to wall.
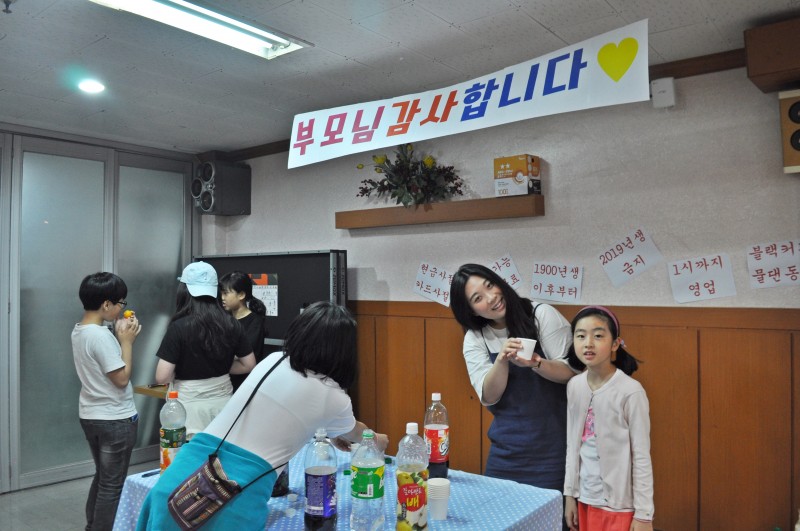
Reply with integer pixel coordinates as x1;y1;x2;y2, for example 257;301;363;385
531;261;583;303
599;228;663;287
250;273;278;316
488;254;522;291
667;253;736;303
413;262;452;306
746;240;800;288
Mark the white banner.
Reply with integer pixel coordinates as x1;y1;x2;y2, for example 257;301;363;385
288;20;649;168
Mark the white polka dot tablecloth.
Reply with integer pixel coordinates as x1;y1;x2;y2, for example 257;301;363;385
114;450;562;531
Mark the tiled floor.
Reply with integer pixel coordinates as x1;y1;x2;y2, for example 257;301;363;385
0;461;158;531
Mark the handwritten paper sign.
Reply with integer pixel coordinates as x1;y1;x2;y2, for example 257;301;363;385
531;262;583;303
289;20;649;167
488;254;522;290
668;253;736;303
413;262;453;307
746;240;800;288
599;228;663;287
251;273;278;317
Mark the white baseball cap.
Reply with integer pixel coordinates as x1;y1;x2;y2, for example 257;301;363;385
177;261;218;298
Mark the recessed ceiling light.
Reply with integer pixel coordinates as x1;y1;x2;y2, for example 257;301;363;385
78;80;106;94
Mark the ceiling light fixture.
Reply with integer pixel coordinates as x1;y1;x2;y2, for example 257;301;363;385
78;79;106;93
88;0;309;60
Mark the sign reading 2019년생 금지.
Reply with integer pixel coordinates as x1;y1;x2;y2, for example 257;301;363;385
288;19;650;168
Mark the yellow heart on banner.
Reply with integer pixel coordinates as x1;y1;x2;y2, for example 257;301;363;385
597;38;639;82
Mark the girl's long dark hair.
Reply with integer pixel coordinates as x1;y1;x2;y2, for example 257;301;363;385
285;301;357;390
219;271;266;316
567;306;640;375
172;283;242;360
450;263;540;340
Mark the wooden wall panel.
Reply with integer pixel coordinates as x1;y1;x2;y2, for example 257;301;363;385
353;315;376;428
700;329;792;531
625;326;699;531
794;332;800;528
424;318;483;474
350;301;800;531
375;316;426;454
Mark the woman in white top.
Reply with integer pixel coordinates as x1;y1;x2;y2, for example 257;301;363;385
450;263;577;493
137;301;387;531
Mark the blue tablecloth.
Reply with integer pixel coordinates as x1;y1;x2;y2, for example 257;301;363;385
114;446;562;530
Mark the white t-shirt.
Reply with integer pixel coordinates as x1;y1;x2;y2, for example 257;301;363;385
463;302;573;405
71;323;136;420
205;352;356;469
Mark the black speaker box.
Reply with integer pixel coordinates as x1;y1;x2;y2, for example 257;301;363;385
191;161;251;215
779;90;800;174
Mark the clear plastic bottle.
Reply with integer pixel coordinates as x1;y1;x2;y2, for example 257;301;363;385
304;428;338;531
350;429;385;531
396;422;429;531
424;392;450;479
159;390;186;473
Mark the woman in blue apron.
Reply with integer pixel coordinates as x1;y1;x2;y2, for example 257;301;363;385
451;264;577;492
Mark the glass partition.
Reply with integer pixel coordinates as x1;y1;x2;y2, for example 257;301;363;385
117;161;189;447
19;152;106;474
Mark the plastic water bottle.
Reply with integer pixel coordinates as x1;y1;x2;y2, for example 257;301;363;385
304;428;337;530
396;422;429;531
424;392;449;479
159;390;186;473
350;429;385;531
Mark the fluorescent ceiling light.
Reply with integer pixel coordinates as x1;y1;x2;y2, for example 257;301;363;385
89;0;309;60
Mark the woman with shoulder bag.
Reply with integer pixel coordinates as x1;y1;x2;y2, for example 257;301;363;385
137;301;388;530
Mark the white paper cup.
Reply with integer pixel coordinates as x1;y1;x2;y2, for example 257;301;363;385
429;495;449;520
517;338;537;360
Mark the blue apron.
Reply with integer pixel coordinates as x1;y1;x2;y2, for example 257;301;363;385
483;319;568;492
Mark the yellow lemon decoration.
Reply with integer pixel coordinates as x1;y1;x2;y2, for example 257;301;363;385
597;38;638;82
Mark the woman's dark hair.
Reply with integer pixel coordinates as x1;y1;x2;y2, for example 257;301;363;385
219;271;266;316
567;306;640;375
285;301;357;390
79;272;127;311
172;283;242;360
450;263;539;340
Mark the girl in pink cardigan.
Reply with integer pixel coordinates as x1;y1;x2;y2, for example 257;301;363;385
563;306;654;531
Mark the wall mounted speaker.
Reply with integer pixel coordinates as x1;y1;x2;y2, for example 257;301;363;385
191;161;251;215
779;89;800;174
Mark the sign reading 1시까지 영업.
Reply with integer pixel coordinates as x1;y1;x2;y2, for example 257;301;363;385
288;19;650;168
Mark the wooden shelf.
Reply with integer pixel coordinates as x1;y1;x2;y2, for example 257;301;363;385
133;384;168;399
335;194;544;229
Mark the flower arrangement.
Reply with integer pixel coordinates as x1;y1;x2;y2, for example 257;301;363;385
356;144;464;207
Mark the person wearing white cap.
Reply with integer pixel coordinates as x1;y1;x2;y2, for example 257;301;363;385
154;261;256;438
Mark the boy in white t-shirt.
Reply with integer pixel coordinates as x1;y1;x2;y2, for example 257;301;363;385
72;272;141;531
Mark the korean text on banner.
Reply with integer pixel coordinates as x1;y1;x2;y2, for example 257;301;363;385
288;20;649;168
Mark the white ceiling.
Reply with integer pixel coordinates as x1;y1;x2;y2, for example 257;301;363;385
0;0;798;154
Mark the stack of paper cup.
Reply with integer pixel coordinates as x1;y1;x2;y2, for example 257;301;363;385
428;478;450;520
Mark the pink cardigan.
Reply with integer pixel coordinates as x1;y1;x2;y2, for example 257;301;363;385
563;370;655;521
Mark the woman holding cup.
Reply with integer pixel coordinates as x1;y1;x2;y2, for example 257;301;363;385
450;264;578;491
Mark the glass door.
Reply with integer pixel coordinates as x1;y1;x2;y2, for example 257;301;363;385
7;137;193;490
117;153;192;448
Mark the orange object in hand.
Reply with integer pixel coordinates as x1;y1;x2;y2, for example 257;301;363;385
123;310;135;319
